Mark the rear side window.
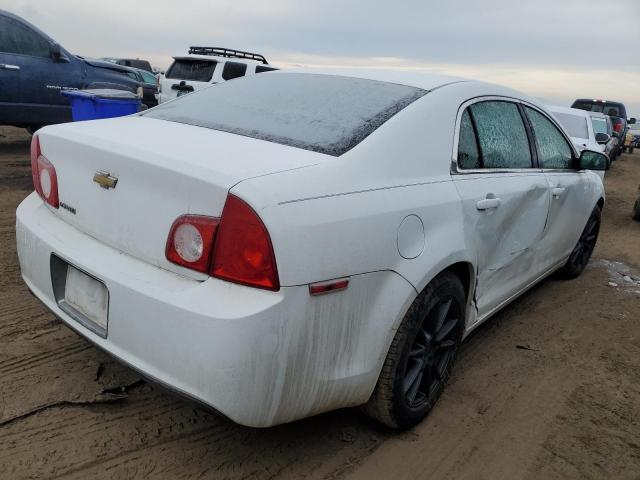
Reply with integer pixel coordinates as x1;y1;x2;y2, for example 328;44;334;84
144;73;427;156
256;65;278;73
591;117;609;135
457;110;480;169
221;61;247;81
0;16;50;58
462;101;532;169
525;107;573;169
552;112;588;139
166;59;216;82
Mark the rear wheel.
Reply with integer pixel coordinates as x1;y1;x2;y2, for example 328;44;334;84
363;272;465;429
559;206;601;278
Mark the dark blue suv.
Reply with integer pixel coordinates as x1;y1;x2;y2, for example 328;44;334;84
0;10;141;132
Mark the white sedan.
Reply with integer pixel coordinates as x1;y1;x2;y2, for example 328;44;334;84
16;70;608;429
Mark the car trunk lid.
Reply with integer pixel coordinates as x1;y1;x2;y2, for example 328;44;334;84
37;116;322;279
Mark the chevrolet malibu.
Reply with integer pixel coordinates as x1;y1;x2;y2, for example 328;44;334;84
16;70;608;429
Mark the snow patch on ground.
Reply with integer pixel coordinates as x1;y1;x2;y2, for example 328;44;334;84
592;259;640;294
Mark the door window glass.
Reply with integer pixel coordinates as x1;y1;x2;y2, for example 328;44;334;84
468;101;532;169
526;107;573;169
0;16;50;57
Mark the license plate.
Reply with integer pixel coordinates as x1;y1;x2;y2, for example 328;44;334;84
63;266;109;336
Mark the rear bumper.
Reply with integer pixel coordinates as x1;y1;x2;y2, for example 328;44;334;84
16;193;413;426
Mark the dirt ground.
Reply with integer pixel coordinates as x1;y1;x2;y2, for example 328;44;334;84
1;125;639;480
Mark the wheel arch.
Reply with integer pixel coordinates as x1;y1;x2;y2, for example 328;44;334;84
597;197;605;210
442;261;475;304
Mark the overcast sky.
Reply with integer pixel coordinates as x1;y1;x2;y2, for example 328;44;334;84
4;0;640;114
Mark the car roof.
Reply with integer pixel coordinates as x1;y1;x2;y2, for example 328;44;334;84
547;105;591;118
282;67;467;91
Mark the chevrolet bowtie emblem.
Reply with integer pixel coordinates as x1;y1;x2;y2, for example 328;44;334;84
93;171;118;189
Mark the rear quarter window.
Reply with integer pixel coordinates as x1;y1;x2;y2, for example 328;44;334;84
166;59;217;82
256;65;279;73
221;61;248;81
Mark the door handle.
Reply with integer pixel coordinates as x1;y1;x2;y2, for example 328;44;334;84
476;197;501;211
0;64;20;70
552;187;566;198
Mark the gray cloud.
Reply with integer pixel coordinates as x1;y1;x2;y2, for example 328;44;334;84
3;0;640;113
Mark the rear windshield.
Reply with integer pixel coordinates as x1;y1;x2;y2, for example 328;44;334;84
553;112;588;139
591;117;609;135
143;73;427;156
572;100;626;118
166;59;217;82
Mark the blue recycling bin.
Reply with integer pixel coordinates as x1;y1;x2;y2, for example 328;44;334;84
62;89;141;121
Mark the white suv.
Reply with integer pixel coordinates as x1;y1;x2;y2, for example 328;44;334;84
157;46;278;104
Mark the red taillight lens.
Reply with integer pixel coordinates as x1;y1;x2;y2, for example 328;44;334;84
614;122;623;133
165;215;219;273
211;194;279;291
30;135;59;208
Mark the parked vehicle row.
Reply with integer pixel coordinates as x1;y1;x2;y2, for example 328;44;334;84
571;99;635;160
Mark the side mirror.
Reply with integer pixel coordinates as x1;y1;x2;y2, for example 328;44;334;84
579;150;609;171
630;118;636;124
50;43;69;62
595;132;610;144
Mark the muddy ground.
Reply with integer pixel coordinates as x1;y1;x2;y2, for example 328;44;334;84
1;125;639;479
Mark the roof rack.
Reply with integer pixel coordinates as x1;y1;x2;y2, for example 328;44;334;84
188;46;268;64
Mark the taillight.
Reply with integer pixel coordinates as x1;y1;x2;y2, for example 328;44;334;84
30;135;59;208
165;215;219;273
614;122;623;133
165;195;279;290
211;195;280;291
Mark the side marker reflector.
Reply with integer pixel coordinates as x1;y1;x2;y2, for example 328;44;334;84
309;279;349;296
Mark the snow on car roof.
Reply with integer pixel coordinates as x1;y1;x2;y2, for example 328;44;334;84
284;67;466;91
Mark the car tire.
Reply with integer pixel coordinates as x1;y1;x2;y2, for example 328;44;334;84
632;198;640;222
559;206;601;279
362;271;465;430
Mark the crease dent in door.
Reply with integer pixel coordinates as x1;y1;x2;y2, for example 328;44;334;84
477;183;549;276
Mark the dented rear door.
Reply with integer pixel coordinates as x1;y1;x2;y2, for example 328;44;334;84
453;172;550;318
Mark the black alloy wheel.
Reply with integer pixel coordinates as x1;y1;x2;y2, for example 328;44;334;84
560;206;601;278
404;297;461;409
363;271;466;429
